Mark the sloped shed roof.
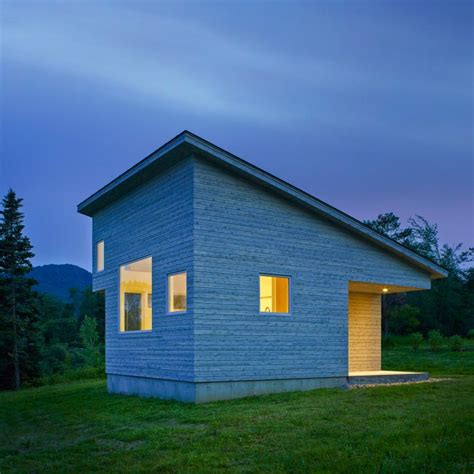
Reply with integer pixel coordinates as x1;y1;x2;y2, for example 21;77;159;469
77;131;448;279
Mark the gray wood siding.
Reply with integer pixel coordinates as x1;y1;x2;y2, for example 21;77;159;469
92;158;194;381
91;154;431;385
193;157;430;382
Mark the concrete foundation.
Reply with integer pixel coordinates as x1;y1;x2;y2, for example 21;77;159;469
347;370;429;385
108;371;430;403
107;374;347;403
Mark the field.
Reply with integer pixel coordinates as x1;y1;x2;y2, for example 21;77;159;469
1;342;473;473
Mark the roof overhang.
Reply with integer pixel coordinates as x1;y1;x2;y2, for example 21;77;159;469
78;131;449;280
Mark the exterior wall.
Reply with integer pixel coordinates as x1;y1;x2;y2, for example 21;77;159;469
193;157;431;382
92;158;195;382
348;292;381;372
91;154;432;398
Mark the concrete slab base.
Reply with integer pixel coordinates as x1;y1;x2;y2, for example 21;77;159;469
347;370;429;385
108;371;429;403
108;374;197;403
194;376;347;403
107;374;347;403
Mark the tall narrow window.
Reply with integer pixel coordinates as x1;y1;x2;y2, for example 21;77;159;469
96;240;104;272
259;275;290;313
120;257;152;331
168;272;187;313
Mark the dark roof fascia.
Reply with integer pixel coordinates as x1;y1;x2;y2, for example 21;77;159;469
77;131;191;216
184;133;447;279
77;130;448;279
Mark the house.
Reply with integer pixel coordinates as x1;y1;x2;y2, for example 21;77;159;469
77;131;448;403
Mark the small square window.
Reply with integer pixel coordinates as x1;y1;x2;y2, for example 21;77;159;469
259;275;290;314
96;241;104;272
168;272;187;313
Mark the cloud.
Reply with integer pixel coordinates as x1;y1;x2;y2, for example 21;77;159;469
2;2;472;151
2;4;299;124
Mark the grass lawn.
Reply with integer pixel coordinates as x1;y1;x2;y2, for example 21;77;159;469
1;343;473;473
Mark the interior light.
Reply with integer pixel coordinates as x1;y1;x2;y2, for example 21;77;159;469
382;288;389;293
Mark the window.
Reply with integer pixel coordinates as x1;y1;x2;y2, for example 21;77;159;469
120;257;152;331
96;241;104;272
259;275;290;313
168;272;187;313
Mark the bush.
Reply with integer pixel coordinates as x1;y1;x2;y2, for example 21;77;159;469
448;335;464;352
37;366;105;387
388;305;420;335
428;330;444;351
467;329;474;340
409;332;424;351
382;335;396;348
79;316;104;368
40;343;71;375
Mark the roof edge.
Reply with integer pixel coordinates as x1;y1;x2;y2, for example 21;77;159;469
77;130;449;279
183;133;448;279
77;130;189;215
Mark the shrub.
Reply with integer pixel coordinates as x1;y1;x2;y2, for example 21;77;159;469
409;332;424;351
40;343;71;375
448;335;464;352
428;330;444;351
79;315;104;368
36;366;105;387
467;329;474;340
389;305;420;335
382;335;396;348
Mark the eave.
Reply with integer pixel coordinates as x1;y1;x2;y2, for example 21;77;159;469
77;131;449;280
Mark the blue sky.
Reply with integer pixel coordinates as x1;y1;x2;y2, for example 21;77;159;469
1;0;472;269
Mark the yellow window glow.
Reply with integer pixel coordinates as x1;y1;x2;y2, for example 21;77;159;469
119;257;152;332
259;275;289;313
96;240;104;272
168;272;187;313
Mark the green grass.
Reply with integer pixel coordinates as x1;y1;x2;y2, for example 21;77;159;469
1;345;473;473
383;339;474;376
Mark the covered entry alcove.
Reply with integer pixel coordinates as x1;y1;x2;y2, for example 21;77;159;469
347;281;429;384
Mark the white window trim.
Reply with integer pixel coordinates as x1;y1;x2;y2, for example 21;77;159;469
96;240;104;273
258;273;292;315
117;254;153;334
166;271;188;315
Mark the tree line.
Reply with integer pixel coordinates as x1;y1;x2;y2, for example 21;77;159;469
0;190;104;390
0;191;472;390
364;212;473;337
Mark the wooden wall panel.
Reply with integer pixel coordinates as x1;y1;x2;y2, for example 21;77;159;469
348;292;381;372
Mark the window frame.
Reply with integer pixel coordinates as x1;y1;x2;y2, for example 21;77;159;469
117;254;153;334
96;240;104;273
258;273;292;315
166;271;188;315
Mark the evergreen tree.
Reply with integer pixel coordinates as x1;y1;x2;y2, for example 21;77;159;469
364;212;413;247
0;190;40;389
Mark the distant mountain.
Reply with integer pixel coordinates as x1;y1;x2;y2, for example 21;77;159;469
30;264;92;301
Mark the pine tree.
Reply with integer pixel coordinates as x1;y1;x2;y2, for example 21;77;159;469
0;189;40;389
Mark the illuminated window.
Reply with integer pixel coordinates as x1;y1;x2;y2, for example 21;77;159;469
259;275;290;313
120;257;152;331
168;272;187;313
97;241;104;272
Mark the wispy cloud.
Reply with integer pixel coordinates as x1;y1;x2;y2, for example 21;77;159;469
2;2;471;150
2;4;301;124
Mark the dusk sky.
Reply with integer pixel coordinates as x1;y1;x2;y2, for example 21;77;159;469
1;0;473;270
